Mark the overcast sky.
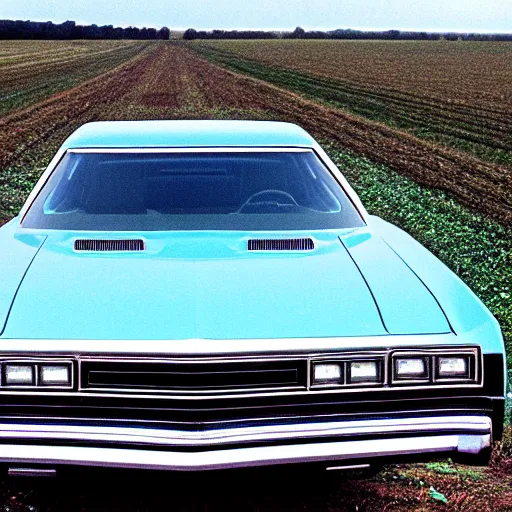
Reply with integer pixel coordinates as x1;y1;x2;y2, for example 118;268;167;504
2;0;511;32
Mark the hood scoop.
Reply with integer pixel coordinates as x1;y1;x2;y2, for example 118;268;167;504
248;238;314;251
74;239;145;252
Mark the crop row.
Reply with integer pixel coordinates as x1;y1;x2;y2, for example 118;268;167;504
191;40;512;167
192;40;512;111
0;40;151;115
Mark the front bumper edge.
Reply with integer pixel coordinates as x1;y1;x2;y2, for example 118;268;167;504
0;434;491;471
0;415;492;471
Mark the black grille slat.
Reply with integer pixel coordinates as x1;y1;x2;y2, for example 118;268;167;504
0;395;493;429
81;361;307;392
87;369;300;390
74;239;145;252
248;238;314;251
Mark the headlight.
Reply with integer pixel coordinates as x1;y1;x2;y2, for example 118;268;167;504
4;365;35;386
40;365;71;386
1;361;73;389
395;358;428;379
348;360;380;383
313;363;342;384
437;357;469;378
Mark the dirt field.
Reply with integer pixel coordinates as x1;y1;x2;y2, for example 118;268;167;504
0;40;151;115
192;40;512;167
2;43;511;227
0;40;510;510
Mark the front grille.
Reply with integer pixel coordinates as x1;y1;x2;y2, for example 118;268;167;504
80;360;307;393
74;239;145;252
0;393;494;432
0;354;501;447
247;238;314;251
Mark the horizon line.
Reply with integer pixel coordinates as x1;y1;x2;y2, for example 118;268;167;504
7;19;512;35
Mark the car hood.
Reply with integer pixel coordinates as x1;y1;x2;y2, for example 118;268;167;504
1;229;450;340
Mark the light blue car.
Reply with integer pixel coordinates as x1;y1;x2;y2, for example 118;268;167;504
0;120;506;476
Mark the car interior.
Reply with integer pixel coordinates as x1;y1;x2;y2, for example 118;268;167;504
44;153;343;216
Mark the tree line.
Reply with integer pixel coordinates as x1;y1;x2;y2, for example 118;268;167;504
0;20;170;40
184;26;512;41
2;20;511;42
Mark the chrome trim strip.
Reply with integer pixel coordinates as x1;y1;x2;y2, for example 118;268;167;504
0;416;491;447
0;434;491;471
326;464;370;471
8;468;57;478
80;385;307;395
0;334;472;356
0;382;483;399
67;147;313;154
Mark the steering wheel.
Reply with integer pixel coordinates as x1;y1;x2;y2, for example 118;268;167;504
238;189;298;213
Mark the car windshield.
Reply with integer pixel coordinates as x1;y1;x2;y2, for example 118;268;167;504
22;150;364;230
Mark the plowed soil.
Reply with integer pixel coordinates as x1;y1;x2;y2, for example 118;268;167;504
1;43;511;226
192;40;512;168
192;40;512;110
0;40;150;116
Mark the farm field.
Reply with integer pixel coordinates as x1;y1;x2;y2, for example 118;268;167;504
0;40;151;115
0;40;511;510
189;40;512;228
192;40;512;167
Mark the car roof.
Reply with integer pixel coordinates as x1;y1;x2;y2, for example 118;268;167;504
61;120;317;149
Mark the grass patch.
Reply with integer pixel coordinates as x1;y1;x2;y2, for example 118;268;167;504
426;462;483;480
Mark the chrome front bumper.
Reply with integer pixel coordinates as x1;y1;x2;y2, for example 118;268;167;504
0;415;492;471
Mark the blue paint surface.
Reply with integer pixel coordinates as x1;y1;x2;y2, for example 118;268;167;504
340;229;451;335
0;122;504;366
3;230;388;340
369;216;505;355
0;219;46;335
61;121;317;149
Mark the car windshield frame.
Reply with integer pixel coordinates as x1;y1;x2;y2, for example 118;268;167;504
21;147;365;231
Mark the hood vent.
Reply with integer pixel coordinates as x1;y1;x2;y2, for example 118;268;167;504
248;238;314;251
74;239;145;252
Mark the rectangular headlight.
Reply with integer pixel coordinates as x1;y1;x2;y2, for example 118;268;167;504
4;365;35;386
348;361;379;383
437;357;469;377
313;363;342;384
40;365;71;386
395;358;428;379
